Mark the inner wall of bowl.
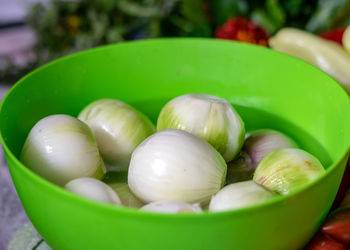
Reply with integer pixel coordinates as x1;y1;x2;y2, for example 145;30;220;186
1;39;349;170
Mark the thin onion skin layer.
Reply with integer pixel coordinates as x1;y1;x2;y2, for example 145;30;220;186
78;98;155;167
20;114;105;186
65;177;122;205
157;94;245;162
253;148;325;195
128;129;227;204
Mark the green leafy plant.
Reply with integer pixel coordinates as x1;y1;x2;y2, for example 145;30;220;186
1;0;349;83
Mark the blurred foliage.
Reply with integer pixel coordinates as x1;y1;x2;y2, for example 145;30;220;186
306;0;350;33
1;0;350;83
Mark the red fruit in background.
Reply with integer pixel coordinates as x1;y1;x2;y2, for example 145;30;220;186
322;207;350;244
306;232;346;250
319;27;346;45
215;17;268;46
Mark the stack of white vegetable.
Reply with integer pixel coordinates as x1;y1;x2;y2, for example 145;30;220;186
20;94;325;213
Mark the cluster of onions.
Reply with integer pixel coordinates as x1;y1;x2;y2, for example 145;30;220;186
20;94;325;213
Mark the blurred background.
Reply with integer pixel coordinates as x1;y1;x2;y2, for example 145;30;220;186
1;0;350;85
0;0;350;249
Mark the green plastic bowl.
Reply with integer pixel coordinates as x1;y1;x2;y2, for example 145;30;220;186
1;39;350;250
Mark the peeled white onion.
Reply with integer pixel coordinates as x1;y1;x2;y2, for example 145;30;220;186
20;114;105;186
78;98;155;167
157;94;245;162
141;201;202;213
128;129;227;204
209;180;275;212
253;148;325;194
244;129;298;168
226;130;296;185
65;177;121;205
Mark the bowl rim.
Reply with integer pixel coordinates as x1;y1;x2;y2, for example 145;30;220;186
1;38;350;218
